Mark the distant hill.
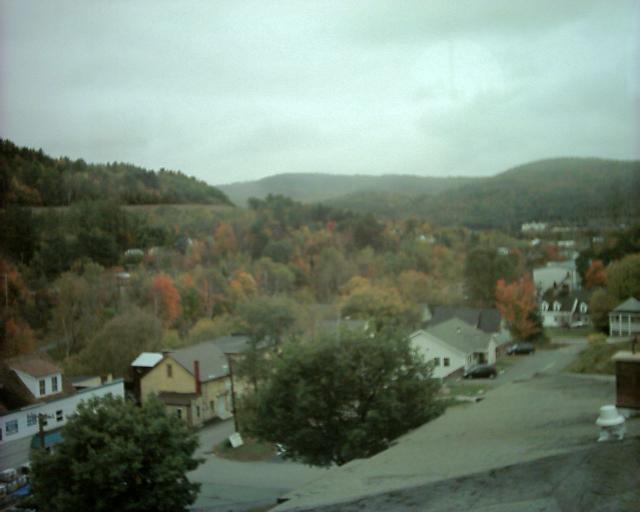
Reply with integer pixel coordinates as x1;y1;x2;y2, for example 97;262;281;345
221;158;640;229
407;158;640;230
0;139;232;208
218;173;479;206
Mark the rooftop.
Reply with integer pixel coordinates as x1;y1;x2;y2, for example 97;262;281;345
6;353;61;377
425;318;493;353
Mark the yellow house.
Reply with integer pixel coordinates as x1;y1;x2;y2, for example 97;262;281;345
136;341;232;427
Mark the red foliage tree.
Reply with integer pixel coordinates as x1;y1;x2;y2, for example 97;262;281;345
495;276;542;341
151;274;182;327
584;260;607;289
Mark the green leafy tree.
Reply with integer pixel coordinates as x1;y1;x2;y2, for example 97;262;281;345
606;253;640;301
464;247;518;306
235;295;299;391
29;395;201;512
589;289;619;333
245;329;444;466
70;307;162;377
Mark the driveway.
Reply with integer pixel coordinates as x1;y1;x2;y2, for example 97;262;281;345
189;420;328;512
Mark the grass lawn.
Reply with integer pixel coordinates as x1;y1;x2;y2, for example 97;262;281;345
213;436;276;462
566;342;620;375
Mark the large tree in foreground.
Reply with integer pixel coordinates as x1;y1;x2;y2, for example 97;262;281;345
245;329;444;467
29;395;201;512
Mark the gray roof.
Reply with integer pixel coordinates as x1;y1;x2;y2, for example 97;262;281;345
425;318;493;353
612;297;640;313
428;306;502;334
170;341;229;382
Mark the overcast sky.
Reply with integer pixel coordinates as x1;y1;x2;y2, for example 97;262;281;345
1;1;639;185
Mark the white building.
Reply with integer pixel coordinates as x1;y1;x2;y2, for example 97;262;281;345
410;318;497;380
0;353;125;471
533;260;580;296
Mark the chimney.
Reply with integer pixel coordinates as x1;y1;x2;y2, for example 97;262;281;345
193;360;201;395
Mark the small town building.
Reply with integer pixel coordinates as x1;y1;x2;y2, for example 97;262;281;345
0;353;124;471
609;297;640;337
410;319;497;379
135;341;233;427
540;290;591;328
533;259;580;296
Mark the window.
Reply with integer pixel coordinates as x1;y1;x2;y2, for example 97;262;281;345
51;376;58;393
167;364;173;378
39;379;46;396
541;302;549;312
6;419;18;435
196;406;201;418
56;410;63;422
553;302;561;312
580;303;588;314
434;357;441;366
210;401;214;411
176;408;182;419
444;358;450;367
27;414;37;427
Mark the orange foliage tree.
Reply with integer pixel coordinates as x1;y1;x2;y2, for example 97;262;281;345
151;274;182;327
0;259;36;357
495;276;542;341
584;260;607;289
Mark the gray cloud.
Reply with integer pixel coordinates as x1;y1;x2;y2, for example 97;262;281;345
1;0;638;184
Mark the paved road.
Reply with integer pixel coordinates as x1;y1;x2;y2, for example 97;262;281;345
189;420;328;512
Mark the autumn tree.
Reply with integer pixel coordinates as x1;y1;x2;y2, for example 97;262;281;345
584;260;607;289
495;276;542;341
0;259;36;358
341;277;419;332
151;273;182;327
213;222;238;258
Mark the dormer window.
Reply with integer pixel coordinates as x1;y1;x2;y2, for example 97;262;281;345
553;302;561;312
39;379;46;396
51;375;58;393
541;302;549;312
580;303;588;314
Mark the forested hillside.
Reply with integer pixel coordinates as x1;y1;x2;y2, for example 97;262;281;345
408;158;640;230
219;158;640;230
218;173;479;206
0;139;232;207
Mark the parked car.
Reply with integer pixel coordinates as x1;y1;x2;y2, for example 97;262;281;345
463;364;497;379
507;342;536;355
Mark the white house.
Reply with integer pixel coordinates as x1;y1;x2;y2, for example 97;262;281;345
410;331;467;379
540;292;591;328
609;297;640;338
410;318;497;379
0;379;124;471
533;260;580;296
